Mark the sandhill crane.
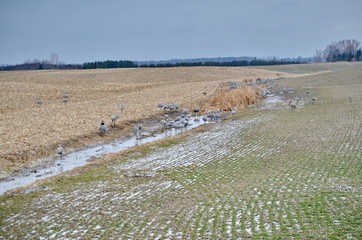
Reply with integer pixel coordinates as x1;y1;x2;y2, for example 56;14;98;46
166;105;179;113
161;104;179;113
99;120;108;136
174;116;182;122
134;124;142;139
160;120;167;128
57;145;64;158
348;96;353;102
111;115;120;125
207;111;221;121
182;109;189;115
213;113;221;121
311;98;316;104
288;100;297;109
120;104;125;113
161;120;173;128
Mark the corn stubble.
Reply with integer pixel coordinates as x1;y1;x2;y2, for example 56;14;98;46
0;67;290;172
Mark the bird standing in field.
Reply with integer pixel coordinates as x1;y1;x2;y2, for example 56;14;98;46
111;115;120;125
57;145;64;158
288;100;297;109
193;108;201;113
134;124;142;139
61;94;69;103
99;120;108;136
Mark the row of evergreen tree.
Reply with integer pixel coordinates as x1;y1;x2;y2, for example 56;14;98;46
81;60;138;69
137;59;303;68
329;49;362;62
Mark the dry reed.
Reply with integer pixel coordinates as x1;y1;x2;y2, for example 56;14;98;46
205;84;263;111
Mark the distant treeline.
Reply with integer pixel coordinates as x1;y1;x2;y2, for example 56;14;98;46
0;63;80;71
1;58;305;71
139;59;304;68
81;59;305;69
81;60;138;69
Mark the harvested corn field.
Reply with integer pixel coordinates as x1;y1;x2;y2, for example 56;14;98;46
0;63;361;239
0;67;292;174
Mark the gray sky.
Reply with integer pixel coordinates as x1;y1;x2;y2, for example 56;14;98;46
1;0;361;65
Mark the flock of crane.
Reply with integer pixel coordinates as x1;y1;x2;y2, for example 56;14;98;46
52;78;354;158
98;105;226;141
287;90;320;109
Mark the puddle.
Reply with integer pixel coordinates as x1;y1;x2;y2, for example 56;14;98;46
0;117;209;195
258;94;284;110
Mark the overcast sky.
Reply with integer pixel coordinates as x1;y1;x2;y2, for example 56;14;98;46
1;0;361;65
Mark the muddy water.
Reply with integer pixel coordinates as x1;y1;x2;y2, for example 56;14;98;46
0;117;208;195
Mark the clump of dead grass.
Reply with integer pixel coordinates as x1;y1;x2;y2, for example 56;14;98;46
205;84;263;111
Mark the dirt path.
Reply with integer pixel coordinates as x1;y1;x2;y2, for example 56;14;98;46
0;67;361;239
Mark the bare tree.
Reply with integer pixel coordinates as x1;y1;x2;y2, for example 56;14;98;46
49;53;59;65
323;42;339;61
323;39;361;62
314;49;324;63
340;39;360;54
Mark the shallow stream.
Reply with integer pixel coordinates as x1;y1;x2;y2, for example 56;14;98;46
0;117;208;195
0;94;285;195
